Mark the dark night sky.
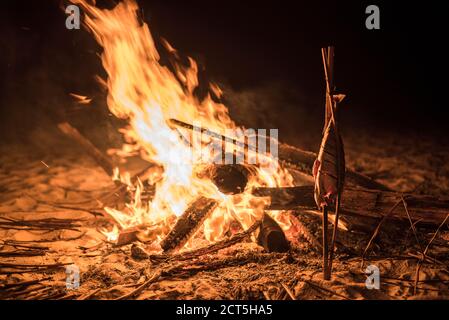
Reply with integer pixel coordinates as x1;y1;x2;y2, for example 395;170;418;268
1;0;448;141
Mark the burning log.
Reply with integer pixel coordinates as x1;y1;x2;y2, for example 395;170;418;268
200;164;251;195
160;197;219;252
57;122;114;176
150;219;262;263
257;213;290;253
169;118;391;191
253;186;449;226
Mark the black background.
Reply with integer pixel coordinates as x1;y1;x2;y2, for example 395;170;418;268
1;0;448;142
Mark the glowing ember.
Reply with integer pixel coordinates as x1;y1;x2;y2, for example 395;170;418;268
72;0;294;250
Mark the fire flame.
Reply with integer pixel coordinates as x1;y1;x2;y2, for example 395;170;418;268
72;0;294;250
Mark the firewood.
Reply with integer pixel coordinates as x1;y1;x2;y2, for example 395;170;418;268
253;186;449;226
160;197;219;252
169;118;390;191
150;219;262;263
57;122;114;176
200;164;251;195
257;213;290;253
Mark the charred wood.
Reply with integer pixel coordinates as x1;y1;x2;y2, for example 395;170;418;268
160;197;219;252
169;118;390;191
257;213;290;253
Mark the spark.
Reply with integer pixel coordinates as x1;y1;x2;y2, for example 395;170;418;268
40;161;50;168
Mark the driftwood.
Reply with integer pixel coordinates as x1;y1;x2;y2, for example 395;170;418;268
169;118;390;191
160;197;219;252
58;122;114;176
253;186;449;225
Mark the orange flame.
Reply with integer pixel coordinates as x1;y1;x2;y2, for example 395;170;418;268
72;0;294;250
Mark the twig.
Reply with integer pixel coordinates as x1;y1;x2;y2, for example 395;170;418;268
35;201;104;217
0;231;87;243
76;288;101;300
414;213;449;295
115;270;163;300
361;199;402;267
0;277;50;290
400;196;424;254
302;279;350;300
280;282;296;300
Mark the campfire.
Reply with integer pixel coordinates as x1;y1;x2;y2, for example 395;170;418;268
1;0;449;301
64;0;298;253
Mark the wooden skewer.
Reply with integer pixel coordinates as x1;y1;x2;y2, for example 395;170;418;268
320;46;345;279
322;206;330;280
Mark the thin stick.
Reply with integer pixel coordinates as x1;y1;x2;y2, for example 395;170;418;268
280;282;296;300
322;206;330;280
321;46;344;279
303;279;350;300
115;269;161;300
361;199;402;266
401;196;424;254
76;288;101;300
328;193;341;275
414;213;449;295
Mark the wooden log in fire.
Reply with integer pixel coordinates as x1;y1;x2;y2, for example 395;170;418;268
253;186;449;226
200;164;251;194
257;213;290;253
169;118;391;191
160;197;219;252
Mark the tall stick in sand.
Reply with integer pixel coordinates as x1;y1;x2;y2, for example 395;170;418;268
313;46;346;280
